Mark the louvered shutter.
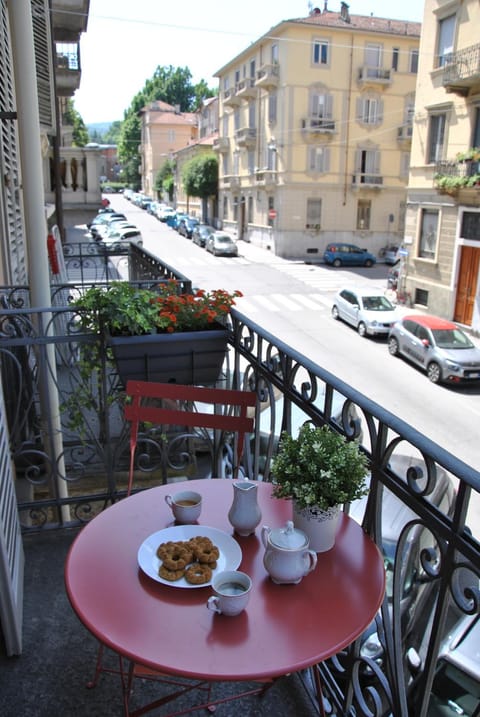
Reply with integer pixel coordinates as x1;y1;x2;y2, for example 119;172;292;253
377;99;384;124
325;94;333;119
32;0;54;131
356;97;364;122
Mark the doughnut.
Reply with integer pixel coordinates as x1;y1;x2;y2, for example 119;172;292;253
185;563;212;585
162;545;190;571
159;564;185;581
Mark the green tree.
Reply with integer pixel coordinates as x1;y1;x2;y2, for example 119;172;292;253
154;159;175;201
182;153;218;218
63;99;89;147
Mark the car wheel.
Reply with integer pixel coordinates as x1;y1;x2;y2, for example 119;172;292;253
388;337;399;356
357;322;367;338
333;259;342;267
332;305;340;320
427;362;442;384
365;260;374;268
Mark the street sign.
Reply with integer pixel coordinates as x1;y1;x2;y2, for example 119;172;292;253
268;209;277;219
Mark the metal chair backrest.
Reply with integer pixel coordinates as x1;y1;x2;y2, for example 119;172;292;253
124;380;257;495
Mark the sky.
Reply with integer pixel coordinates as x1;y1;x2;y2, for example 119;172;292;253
73;0;426;124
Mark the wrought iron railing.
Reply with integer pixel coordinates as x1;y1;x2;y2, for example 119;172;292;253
0;264;479;716
441;42;480;86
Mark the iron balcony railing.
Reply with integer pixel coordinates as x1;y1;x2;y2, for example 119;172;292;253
441;42;480;90
0;244;479;716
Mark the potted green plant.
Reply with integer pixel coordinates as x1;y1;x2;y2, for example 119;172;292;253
271;424;369;552
71;280;242;386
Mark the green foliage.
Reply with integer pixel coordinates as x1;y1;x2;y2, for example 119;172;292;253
73;283;160;336
434;173;480;193
182;154;218;199
63;99;89;147
271;424;369;511
155;159;175;200
455;147;480;162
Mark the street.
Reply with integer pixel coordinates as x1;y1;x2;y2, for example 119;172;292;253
94;196;480;527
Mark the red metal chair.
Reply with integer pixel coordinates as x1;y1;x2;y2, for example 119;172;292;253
125;380;257;495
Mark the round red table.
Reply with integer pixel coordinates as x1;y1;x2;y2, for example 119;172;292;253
65;479;385;683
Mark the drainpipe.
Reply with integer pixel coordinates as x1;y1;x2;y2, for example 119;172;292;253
8;0;70;521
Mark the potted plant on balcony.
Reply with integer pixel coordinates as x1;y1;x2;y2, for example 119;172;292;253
71;280;242;386
271;424;369;552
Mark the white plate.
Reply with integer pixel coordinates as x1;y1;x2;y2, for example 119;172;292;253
137;525;242;588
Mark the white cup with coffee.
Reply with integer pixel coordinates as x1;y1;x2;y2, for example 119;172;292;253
165;490;202;524
207;570;252;616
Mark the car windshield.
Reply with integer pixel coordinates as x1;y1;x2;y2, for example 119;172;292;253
431;328;474;349
216;236;232;244
362;296;395;311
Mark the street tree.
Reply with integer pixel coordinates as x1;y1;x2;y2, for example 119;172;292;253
182;153;218;219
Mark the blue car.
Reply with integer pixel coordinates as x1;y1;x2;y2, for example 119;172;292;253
323;243;376;268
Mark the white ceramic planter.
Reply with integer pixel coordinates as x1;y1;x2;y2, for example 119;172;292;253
292;502;340;553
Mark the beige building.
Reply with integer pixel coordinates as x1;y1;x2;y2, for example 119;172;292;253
404;0;480;331
139;101;197;199
214;2;420;259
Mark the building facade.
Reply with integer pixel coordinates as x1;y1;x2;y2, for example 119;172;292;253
404;0;480;331
214;2;420;259
139;101;197;199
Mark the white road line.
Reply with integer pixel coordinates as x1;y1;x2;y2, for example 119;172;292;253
290;294;326;310
271;294;303;311
252;295;282;311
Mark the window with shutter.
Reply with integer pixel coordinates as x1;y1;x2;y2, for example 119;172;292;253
306;198;322;228
436;14;456;68
32;0;54;131
308;146;330;173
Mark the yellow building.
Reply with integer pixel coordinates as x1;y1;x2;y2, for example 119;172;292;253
139;101;197;199
404;0;480;331
214;2;420;259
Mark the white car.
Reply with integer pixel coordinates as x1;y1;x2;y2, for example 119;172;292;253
156;205;176;222
99;228;143;248
332;287;399;338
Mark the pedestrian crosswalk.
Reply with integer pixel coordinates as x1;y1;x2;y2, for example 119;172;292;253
235;292;331;314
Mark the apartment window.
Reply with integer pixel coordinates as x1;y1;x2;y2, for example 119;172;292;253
233;151;240;175
223;77;230;91
250;59;256;78
461;211;480;240
428;113;446;163
311;92;333;119
356;96;383;125
247;150;255;175
222;155;229;176
235;69;240;85
312;39;329;66
248;100;256;128
306;198;322;228
398;201;406;235
271;44;278;63
419;209;439;259
266;145;277;171
400;151;411;177
436;14;456;67
308;146;330;173
247;195;254;223
268;196;275;227
409;49;419;73
167;129;175;143
355;149;381;182
234;108;240;131
222;114;229;136
365;43;382;68
472;107;480;148
357;200;371;230
392;48;399;71
268;92;277;123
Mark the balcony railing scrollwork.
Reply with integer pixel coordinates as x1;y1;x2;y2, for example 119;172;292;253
0;244;478;717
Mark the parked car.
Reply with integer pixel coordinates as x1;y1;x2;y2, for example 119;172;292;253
323;243;376;267
157;206;176;222
100;221;139;240
206;232;238;257
99;228;143;248
192;224;214;247
388;314;480;384
383;245;400;265
88;212;126;238
171;213;188;231
332;287;399;337
178;216;200;239
423;614;480;716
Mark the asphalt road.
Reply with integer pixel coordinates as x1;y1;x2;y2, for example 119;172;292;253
97;196;480;530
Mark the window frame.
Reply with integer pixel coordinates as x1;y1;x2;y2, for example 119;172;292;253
357;199;371;230
427;112;447;164
306;198;322;229
409;49;419;74
312;38;330;67
418;208;439;260
436;13;456;68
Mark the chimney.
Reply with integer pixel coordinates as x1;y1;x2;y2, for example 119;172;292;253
324;1;328;10
340;1;350;23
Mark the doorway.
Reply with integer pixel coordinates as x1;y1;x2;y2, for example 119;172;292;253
454;246;480;325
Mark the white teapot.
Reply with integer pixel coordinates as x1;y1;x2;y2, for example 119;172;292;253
261;521;317;585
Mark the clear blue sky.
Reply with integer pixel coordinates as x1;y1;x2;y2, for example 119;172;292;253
74;0;425;124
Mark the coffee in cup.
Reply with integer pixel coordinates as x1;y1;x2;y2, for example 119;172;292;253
207;570;252;616
165;490;202;524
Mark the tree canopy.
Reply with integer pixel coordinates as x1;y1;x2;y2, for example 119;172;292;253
64;99;89;147
182;154;218;199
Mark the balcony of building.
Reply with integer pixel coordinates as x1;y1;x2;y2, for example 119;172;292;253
222;87;241;107
255;63;280;89
44;145;102;208
235;78;257;100
51;1;90;40
254;169;277;188
235;127;257;148
352;173;384;188
212;136;230;153
357;65;392;89
221;174;241;190
301;117;336;140
397;123;413;148
55;42;81;96
0;238;478;716
434;154;480;198
441;43;480;96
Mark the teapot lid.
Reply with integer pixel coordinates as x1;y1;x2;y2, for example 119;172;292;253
269;521;308;549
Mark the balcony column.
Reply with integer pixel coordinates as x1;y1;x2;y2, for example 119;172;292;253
8;0;70;520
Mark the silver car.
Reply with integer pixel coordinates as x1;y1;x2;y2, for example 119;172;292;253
206;232;238;257
332;287;399;337
388;314;480;384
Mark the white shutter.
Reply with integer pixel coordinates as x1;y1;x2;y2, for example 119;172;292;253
325;94;333;119
32;0;54;131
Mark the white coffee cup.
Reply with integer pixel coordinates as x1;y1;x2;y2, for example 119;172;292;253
165;490;202;524
207;570;252;616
